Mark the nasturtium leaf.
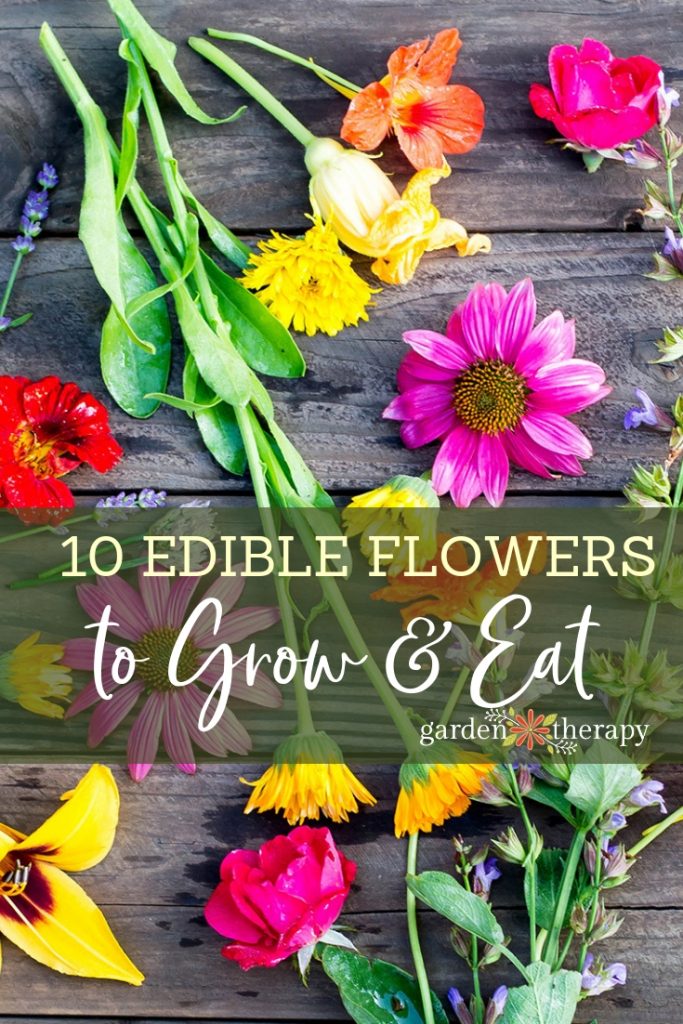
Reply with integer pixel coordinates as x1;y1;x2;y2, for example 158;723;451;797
407;871;505;947
566;742;641;823
499;962;582;1024
321;947;449;1024
107;0;244;124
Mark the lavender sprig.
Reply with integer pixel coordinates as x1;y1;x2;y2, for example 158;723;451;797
0;163;59;334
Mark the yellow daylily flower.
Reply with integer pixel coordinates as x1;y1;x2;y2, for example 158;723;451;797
305;138;491;284
0;765;144;984
0;632;71;719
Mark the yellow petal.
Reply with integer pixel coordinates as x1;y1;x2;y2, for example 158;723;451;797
13;765;119;872
401;162;451;211
0;860;143;985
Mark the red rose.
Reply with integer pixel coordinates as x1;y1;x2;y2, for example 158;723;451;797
205;826;356;970
529;38;661;150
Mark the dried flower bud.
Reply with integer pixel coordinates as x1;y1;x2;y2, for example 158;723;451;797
491;826;526;865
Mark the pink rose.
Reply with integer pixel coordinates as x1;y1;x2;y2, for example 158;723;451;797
529;38;661;149
205;826;356;969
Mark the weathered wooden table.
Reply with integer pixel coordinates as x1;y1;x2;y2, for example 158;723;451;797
1;1;682;1021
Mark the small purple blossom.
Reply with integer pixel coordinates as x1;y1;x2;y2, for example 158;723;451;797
629;779;667;814
22;189;49;222
11;235;35;255
473;857;502;898
19;215;43;238
604;810;627;831
658;75;681;126
138;487;168;508
622;138;661;169
581;953;627;996
0;316;11;333
447;988;474;1024
37;163;59;189
624;388;674;431
662;227;683;274
484;986;508;1024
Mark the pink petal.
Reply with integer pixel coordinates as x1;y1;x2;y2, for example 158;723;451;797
166;574;203;628
400;407;457;448
432;424;483;509
210;606;281;647
397;351;456;390
460;283;497;360
162;694;196;774
127;692;165;781
182;686;252;755
477;433;510;507
402;329;471;372
516;312;574;376
199;661;282;708
528;383;612;416
383;384;454;421
503;427;554;479
138;565;171;629
62;638;118;673
87;680;143;746
65;678;110;718
494;278;536;361
76;576;151;641
201;571;247;615
521;411;593;459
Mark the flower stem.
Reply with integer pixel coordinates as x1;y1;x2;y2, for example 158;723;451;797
439;635;483;727
659;125;683;235
628;804;683;856
0;512;94;546
0;253;23;318
544;827;588;967
578;836;603;971
508;765;538;961
188;37;315;147
205;30;362;96
406;833;436;1024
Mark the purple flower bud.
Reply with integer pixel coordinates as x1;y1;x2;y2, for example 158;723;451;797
447;988;474;1024
622;137;661;169
22;190;49;222
473;857;502;898
11;235;35;255
19;215;42;238
484;986;508;1024
0;316;11;333
36;163;59;189
607;810;627;830
662;227;683;274
624;389;674;431
517;764;533;795
581;953;627;996
628;779;667;814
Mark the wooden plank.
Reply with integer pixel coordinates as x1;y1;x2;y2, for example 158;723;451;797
0;764;681;914
0;232;679;494
0;0;681;234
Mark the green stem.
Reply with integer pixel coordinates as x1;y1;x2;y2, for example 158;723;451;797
460;857;484;1024
628;804;683;856
406;833;436;1024
659;125;683;235
578;836;603;971
0;512;94;546
0;253;23;318
508;765;538;961
37;531;147;579
188;37;315;147
439;635;483;728
556;929;574;969
205;30;361;95
8;555;147;589
544;828;588;967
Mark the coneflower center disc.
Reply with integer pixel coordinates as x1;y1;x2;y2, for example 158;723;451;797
454;360;527;434
132;627;198;693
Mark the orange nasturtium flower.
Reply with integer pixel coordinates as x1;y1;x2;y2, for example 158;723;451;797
341;29;485;171
0;765;144;984
372;532;548;627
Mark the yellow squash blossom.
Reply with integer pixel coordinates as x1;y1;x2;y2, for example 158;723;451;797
0;632;71;718
243;731;376;825
305;138;490;284
343;474;439;576
395;748;493;837
240;213;378;336
0;764;144;984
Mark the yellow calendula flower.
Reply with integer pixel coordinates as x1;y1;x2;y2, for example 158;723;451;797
343;474;439;576
395;746;493;837
305;138;491;285
243;731;376;825
0;764;144;984
0;632;71;719
240;213;378;337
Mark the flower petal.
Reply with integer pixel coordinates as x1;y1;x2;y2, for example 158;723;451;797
127;693;164;782
403;329;471;371
516;311;574;376
477;433;510;506
76;577;150;642
460;283;497;359
494;277;536;361
161;695;196;774
87;681;143;747
521;411;593;459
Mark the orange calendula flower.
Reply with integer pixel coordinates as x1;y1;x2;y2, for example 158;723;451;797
341;29;485;171
395;749;493;836
373;532;547;627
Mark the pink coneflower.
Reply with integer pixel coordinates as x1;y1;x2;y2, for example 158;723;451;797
62;568;281;781
384;278;610;507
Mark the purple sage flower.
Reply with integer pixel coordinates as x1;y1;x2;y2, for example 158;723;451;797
623;137;661;169
484;986;508;1024
658;75;681;126
581;953;627;996
624;388;674;431
447;988;474;1024
0;316;11;333
629;779;667;814
662;227;683;275
37;163;59;189
473;857;502;898
11;235;35;255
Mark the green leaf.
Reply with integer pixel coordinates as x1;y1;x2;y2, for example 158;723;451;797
7;312;33;329
407;871;505;947
100;217;172;418
115;40;142;209
582;150;604;173
566;742;641;823
202;252;306;379
525;849;586;931
321;947;448;1024
267;417;335;508
527;781;577;824
180;182;252;269
107;0;244;124
499;962;581;1024
183;355;246;475
145;391;222;413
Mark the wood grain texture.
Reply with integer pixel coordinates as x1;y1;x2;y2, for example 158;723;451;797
1;232;680;495
0;763;680;1021
0;0;682;234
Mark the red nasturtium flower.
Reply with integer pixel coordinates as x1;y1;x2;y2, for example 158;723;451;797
0;375;122;509
341;29;485;171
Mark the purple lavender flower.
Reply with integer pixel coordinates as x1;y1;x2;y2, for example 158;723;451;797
11;235;35;255
581;953;627;996
138;487;168;508
624;389;674;431
0;316;11;333
473;857;502;898
37;163;59;189
628;779;667;814
23;189;49;223
19;215;43;239
447;988;474;1024
662;227;683;274
484;986;508;1024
